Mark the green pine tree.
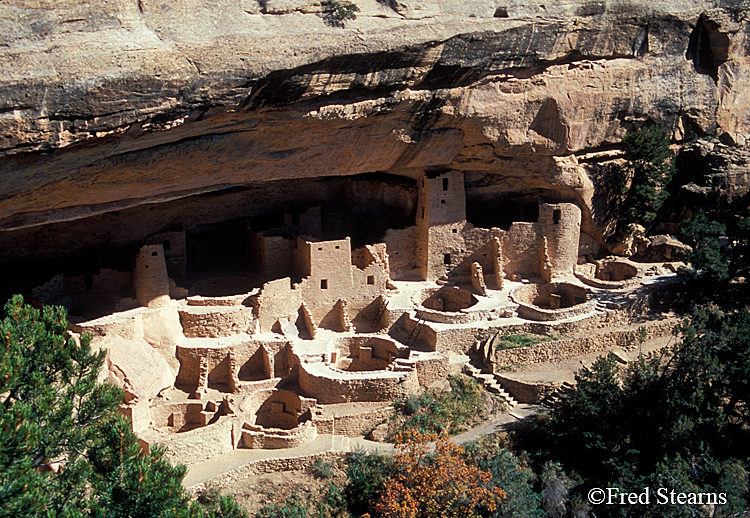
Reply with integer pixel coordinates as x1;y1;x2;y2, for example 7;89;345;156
618;126;675;233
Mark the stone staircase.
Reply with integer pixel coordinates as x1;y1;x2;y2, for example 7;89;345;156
541;381;576;408
462;363;518;409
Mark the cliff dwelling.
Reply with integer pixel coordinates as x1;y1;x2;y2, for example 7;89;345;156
2;0;749;501
7;168;679;469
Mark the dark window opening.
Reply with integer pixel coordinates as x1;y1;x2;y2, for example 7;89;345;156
84;275;93;291
452;228;457;233
335;246;340;250
493;6;509;17
318;247;323;251
443;253;451;265
163;240;171;251
442;178;449;191
321;279;328;289
421;207;425;219
553;209;561;225
152;251;159;257
440;199;446;204
367;275;374;285
466;196;539;229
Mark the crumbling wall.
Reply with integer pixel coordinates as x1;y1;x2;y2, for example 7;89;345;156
384;226;417;279
503;223;544;278
254;389;306;429
179;306;255;338
249;278;303;333
414;355;449;387
175;345;232;391
502;201;581;279
176;338;290;391
311;403;393;436
251;233;296;279
298;206;322;239
242;421;317;449
64;268;133;297
489;320;678;368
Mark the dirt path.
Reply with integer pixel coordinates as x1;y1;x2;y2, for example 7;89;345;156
183;434;393;488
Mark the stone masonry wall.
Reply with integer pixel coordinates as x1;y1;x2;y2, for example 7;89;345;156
384;226;417;279
151;416;237;466
133;244;170;308
490;319;678;368
298;364;419;404
250;277;303;333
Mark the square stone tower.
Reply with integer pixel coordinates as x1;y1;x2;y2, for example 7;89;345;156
415;171;467;281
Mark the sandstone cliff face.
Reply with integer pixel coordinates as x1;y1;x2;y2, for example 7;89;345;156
0;0;749;265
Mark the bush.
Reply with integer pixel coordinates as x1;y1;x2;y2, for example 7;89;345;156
392;375;486;437
464;436;544;518
311;458;335;479
257;491;309;518
370;430;506;518
315;483;351;518
322;0;359;27
680;209;728;281
345;451;393;516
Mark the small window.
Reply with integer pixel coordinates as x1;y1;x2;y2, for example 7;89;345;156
452;228;457;233
553;209;561;224
318;247;323;251
443;253;451;265
335;246;340;250
442;178;449;191
367;275;375;285
421;207;425;219
440;199;446;204
320;279;328;289
163;240;171;251
152;251;159;257
84;275;93;291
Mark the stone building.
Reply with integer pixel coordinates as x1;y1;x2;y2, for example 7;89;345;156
413;170;581;283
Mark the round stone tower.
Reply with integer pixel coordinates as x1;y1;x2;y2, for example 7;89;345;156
134;244;170;308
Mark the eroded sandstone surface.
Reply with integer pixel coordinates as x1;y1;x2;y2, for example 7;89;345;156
1;0;749;269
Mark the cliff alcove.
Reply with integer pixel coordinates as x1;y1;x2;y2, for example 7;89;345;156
3;0;750;482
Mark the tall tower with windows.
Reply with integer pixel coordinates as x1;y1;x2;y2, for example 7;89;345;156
415;170;467;281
